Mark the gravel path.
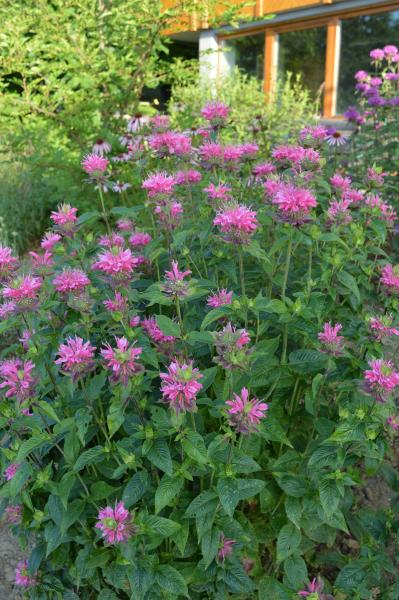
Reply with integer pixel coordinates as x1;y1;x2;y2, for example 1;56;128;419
0;523;24;599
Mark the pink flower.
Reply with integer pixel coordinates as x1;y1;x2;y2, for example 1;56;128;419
19;329;32;350
318;322;345;355
238;142;259;160
41;232;62;251
330;173;351;190
55;336;96;381
270;182;317;224
98;232;125;248
92;248;139;283
142;317;176;345
298;577;322;597
204;183;232;202
355;70;369;82
384;44;398;58
370;48;385;61
95;501;134;544
92;139;111;156
15;560;37;588
365;195;396;225
149;132;192;157
150;114;170;131
226;386;268;434
50;204;78;236
29;250;54;273
366;167;387;186
387;415;399;430
214;204;258;244
0;301;16;319
369;315;399;341
5;504;22;524
3;276;42;309
154;200;183;230
142;172;177;198
160;360;203;413
127;113;148;132
4;463;20;481
299;125;328;143
130;315;141;327
214;322;251;370
364;359;399;402
343;189;364;204
101;337;142;385
103;291;128;313
207;289;233;308
163;260;191;298
0;358;36;402
53;269;90;295
326;129;348;146
81;153;109;175
0;245;18;280
327;198;352;225
253;162;276;179
217;534;235;562
199;142;224;166
380;264;399;293
129;232;152;247
117;218;135;232
175;170;202;185
201;101;230;126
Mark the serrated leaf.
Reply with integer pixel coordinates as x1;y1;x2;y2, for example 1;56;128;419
146;438;173;475
283;554;307;589
217;478;239;517
319;478;340;516
122;471;149;508
73;446;104;472
16;433;50;461
276;523;301;562
155;475;183;514
181;430;208;464
155;565;188;597
155;314;180;337
145;516;181;537
285;496;302;529
201;527;220;568
201;306;232;329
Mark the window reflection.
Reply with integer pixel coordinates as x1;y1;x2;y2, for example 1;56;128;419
337;11;399;113
224;33;265;80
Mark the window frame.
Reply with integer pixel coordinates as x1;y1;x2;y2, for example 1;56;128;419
217;1;399;117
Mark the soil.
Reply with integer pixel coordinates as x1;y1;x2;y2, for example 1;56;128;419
0;522;24;599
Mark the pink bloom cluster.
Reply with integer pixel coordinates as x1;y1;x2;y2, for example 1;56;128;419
81;153;109;175
369;314;399;341
154;199;183;230
41;232;62;251
207;289;233;308
0;358;35;402
15;560;37;588
149;132;192;157
364;359;399;402
92;248;140;284
98;232;125;248
103;291;128;313
3;275;42;310
253;162;276;180
142;172;176;198
217;534;236;562
101;337;142;385
213;322;251;370
204;183;232;202
142;317;176;345
387;415;399;430
5;504;22;524
268;182;317;224
214;204;258;244
129;232;152;247
380;264;399;293
160;359;203;413
0;246;18;281
226;387;268;434
201;101;230;126
365;194;396;225
163;261;191;298
55;336;96;381
51;204;78;236
53;269;90;295
272;145;320;170
318;322;345;355
175;169;202;185
4;463;20;481
95;501;134;544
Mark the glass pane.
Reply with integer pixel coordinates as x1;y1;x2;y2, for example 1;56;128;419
337;11;399;113
277;27;327;101
225;33;265;80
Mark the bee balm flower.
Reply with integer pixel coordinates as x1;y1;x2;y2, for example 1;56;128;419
0;358;36;402
226;387;268;434
55;336;96;381
53;269;90;295
4;463;20;481
3;276;42;310
318;322;345;355
213;204;258;244
163;261;192;299
364;359;399;402
50;204;78;236
95;501;135;544
160;360;203;414
201;101;230;127
15;560;37;588
101;337;143;385
207;289;233;308
0;245;18;281
81;153;109;175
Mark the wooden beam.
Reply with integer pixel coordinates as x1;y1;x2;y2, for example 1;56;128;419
324;17;340;117
263;30;278;97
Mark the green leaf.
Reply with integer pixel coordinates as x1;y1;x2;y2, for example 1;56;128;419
155;475;184;514
37;400;60;423
319;478;340;516
335;560;368;590
283;554;307;589
201;306;232;329
275;474;308;497
98;590;119;600
146;438;173;475
73;446;104;472
276;523;301;562
61;499;85;534
122;472;149;508
337;270;361;304
181;431;208;464
91;481;120;501
258;575;292;600
57;473;76;510
155;565;188;597
236;478;265;500
185;490;218;518
87;549;112;569
16;433;50;461
145;516;181;537
285;497;302;529
222;563;256;594
289;349;327;374
107;397;125;438
9;462;31;497
155;314;180;337
217;478;239;517
201;527;220;568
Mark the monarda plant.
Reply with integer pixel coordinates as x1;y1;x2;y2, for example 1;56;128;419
1;55;399;600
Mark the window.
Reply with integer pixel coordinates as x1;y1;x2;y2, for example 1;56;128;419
224;33;265;80
337;10;399;113
277;27;327;102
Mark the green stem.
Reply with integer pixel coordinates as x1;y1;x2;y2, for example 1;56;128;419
281;233;293;301
98;186;111;234
238;246;246;297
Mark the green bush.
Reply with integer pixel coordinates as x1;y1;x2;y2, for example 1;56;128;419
169;68;319;148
